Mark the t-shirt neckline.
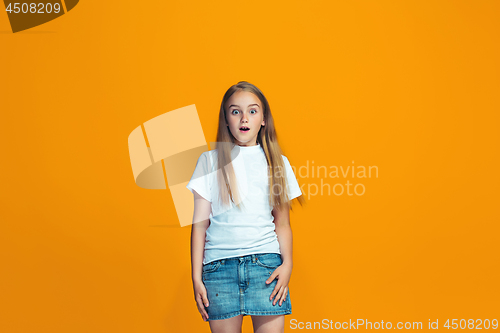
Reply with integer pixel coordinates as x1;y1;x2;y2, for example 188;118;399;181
235;143;262;154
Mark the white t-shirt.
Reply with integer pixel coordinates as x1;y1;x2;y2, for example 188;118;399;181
186;143;302;264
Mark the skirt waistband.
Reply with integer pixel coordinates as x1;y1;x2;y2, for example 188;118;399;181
211;253;279;265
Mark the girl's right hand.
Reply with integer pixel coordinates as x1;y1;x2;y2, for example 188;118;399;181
193;279;209;321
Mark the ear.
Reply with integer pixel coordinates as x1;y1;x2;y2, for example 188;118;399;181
262;119;265;126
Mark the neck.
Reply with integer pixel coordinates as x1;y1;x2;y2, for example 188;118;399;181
235;140;259;147
238;143;258;147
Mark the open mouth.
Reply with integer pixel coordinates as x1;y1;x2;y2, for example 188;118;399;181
239;126;250;132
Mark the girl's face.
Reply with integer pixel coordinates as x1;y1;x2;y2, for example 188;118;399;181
225;90;265;146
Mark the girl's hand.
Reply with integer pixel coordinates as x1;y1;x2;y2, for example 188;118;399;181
193;279;209;321
266;262;292;306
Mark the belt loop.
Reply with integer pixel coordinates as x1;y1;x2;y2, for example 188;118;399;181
252;254;256;263
221;259;225;265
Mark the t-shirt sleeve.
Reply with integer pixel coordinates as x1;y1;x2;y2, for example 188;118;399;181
283;155;302;201
186;152;212;202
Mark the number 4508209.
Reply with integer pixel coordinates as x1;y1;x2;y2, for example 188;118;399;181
444;319;498;329
6;3;62;14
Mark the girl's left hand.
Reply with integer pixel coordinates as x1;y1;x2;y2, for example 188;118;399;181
266;262;292;306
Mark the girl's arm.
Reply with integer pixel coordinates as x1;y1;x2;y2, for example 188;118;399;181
190;190;211;321
272;205;293;268
268;204;294;306
190;190;211;282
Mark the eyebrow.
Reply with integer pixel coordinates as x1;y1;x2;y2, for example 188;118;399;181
228;103;260;109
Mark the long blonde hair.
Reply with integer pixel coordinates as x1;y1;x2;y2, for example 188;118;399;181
214;81;305;212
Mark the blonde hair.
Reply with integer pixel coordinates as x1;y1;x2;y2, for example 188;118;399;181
214;81;305;212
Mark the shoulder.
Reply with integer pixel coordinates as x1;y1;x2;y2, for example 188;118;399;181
198;149;217;160
206;149;219;161
196;149;218;171
280;155;296;172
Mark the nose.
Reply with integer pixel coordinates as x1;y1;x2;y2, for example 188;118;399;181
241;112;249;123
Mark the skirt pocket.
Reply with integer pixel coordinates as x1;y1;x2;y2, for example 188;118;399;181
255;253;282;269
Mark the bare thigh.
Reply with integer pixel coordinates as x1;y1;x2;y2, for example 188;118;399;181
251;315;285;333
208;314;244;333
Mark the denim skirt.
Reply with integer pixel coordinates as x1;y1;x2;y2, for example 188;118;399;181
202;253;292;321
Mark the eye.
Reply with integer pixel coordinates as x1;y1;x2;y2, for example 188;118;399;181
231;109;239;115
250;109;257;114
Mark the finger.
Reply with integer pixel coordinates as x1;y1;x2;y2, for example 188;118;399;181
273;285;285;305
196;302;207;321
198;304;208;321
279;286;288;306
266;270;278;284
271;285;284;305
201;293;210;321
196;295;209;320
201;292;209;308
269;282;280;300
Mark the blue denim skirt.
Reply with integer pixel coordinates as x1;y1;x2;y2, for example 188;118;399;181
202;253;292;321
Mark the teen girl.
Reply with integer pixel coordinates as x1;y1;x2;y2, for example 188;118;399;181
187;81;304;333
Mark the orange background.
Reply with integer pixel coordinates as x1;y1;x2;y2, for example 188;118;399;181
1;1;499;332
